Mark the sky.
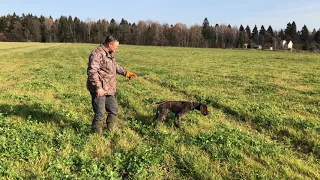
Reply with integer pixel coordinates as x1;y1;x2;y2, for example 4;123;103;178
0;0;319;31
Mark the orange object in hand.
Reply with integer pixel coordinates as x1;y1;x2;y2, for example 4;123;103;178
126;71;137;80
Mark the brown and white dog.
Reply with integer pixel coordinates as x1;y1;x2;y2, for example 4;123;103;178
153;101;209;127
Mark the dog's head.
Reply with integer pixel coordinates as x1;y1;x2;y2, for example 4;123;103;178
199;104;209;116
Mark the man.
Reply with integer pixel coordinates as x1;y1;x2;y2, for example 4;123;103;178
87;35;137;135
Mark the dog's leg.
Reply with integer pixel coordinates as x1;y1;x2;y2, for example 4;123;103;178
158;109;168;127
175;109;190;128
155;107;167;128
154;110;163;128
154;110;161;128
153;110;159;121
175;114;182;128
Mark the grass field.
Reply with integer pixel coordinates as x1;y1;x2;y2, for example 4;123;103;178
0;42;319;179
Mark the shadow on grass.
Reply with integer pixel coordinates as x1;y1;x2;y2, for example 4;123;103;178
118;99;180;132
0;103;91;134
172;154;206;180
132;113;155;126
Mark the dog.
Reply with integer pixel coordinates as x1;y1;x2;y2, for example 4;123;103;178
153;101;209;127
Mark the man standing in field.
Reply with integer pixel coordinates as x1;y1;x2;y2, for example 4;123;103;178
87;35;137;135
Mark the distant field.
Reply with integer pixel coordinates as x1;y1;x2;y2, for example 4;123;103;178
0;42;319;179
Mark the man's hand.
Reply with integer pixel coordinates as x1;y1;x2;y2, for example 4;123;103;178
97;88;105;97
126;71;137;80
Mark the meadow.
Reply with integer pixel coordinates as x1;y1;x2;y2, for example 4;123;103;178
0;42;319;179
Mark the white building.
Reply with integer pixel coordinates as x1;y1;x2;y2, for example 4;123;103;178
281;40;293;50
288;41;293;50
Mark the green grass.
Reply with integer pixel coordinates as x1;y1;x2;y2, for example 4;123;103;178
0;42;319;179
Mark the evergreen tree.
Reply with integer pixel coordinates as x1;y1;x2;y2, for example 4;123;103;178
73;17;82;42
128;22;137;45
245;25;251;48
0;16;7;41
264;25;274;45
267;25;274;36
21;13;41;42
119;18;130;44
237;31;245;48
58;16;68;42
0;16;7;32
39;15;45;23
291;21;298;42
259;25;266;45
239;24;244;31
201;17;212;47
92;21;103;43
201;17;210;40
108;18;118;37
284;21;298;42
300;25;310;43
284;22;292;40
67;15;75;42
300;25;310;50
278;29;285;39
315;29;320;43
252;25;259;44
51;19;59;42
40;20;46;42
245;25;251;39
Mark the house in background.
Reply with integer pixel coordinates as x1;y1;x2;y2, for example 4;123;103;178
281;40;293;51
281;40;287;48
288;41;293;50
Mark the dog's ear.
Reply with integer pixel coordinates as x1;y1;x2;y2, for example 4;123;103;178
200;104;209;115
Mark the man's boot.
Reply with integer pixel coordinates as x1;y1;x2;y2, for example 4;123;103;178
106;115;117;131
92;120;103;136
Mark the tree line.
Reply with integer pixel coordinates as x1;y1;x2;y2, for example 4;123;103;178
0;13;319;50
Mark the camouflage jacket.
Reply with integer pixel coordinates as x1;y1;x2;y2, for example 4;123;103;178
86;44;127;95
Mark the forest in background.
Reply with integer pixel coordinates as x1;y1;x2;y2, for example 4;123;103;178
1;13;319;50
